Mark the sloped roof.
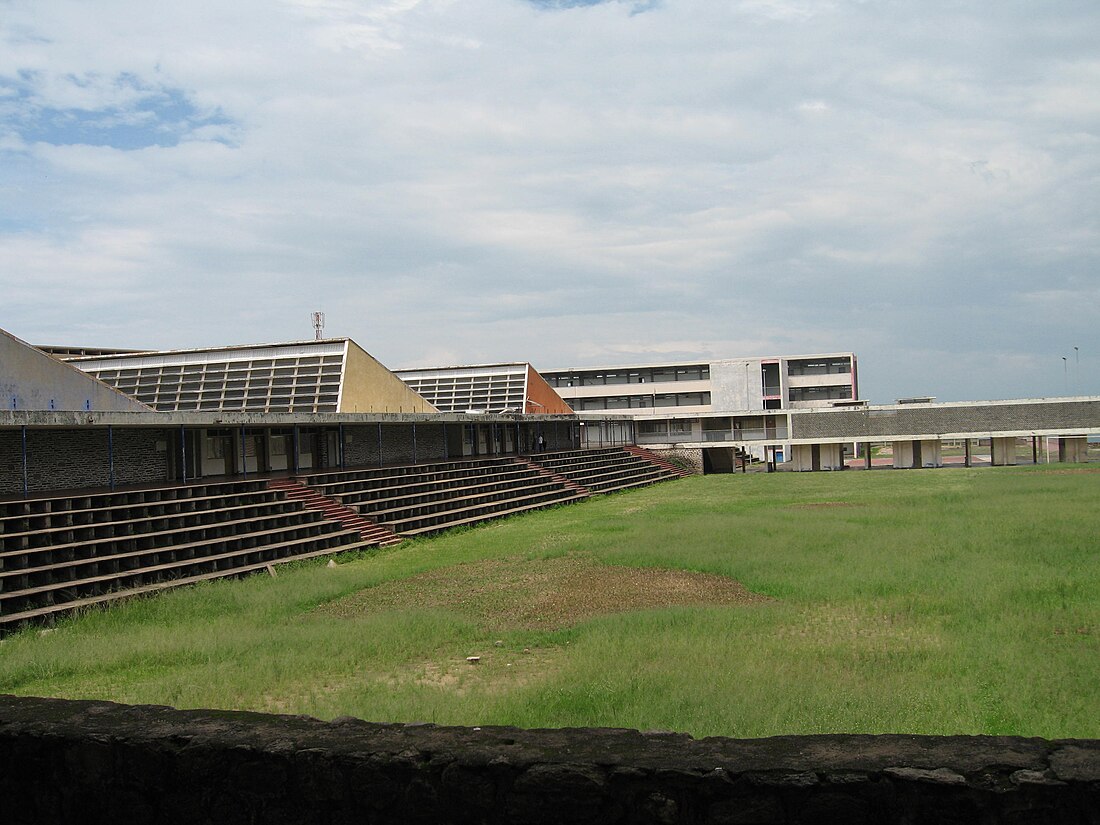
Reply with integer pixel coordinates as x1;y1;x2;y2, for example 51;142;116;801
0;327;153;412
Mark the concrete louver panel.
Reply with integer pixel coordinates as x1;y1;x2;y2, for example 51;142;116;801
393;363;573;415
65;338;437;415
1;327;153;413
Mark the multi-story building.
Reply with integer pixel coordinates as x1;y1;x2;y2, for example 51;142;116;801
541;353;858;468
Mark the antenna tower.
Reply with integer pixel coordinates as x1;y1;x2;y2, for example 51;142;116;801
312;311;325;341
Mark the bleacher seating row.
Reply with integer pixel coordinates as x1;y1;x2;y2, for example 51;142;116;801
296;455;589;536
531;446;686;493
0;447;685;629
0;480;371;629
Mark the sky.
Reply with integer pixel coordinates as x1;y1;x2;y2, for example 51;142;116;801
1;0;1097;404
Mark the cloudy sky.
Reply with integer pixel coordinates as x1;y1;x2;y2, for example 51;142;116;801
2;0;1097;403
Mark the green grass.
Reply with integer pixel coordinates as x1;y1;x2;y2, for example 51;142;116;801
2;466;1099;738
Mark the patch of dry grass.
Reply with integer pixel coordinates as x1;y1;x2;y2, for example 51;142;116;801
319;554;769;631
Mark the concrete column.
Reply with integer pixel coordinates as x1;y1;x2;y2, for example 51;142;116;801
1058;436;1088;463
991;437;1018;466
919;440;942;468
892;440;911;469
892;439;941;469
791;444;813;471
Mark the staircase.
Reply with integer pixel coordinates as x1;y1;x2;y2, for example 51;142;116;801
624;445;695;478
267;478;402;547
515;457;591;496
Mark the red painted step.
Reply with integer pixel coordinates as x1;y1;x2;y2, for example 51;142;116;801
268;479;402;547
516;457;592;496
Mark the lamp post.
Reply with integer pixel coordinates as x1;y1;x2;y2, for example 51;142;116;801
1063;356;1068;394
1074;346;1079;394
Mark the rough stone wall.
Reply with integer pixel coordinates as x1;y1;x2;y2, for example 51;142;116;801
0;428;171;497
413;423;446;462
24;429;111;492
0;430;22;496
651;447;704;474
1;695;1097;825
113;428;171;487
381;423;415;465
792;400;1100;441
343;424;383;468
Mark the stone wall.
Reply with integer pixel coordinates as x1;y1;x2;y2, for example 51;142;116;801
657;447;704;474
0;427;170;496
2;695;1097;825
342;423;453;468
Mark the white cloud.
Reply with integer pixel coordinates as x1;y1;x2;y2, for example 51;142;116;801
1;0;1098;401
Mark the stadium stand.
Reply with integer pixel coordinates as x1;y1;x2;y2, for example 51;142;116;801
294;456;591;537
0;449;685;628
528;446;685;494
0;480;374;628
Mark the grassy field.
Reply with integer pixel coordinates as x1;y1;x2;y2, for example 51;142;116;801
2;466;1098;739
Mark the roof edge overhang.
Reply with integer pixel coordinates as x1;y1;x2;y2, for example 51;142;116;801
0;410;581;429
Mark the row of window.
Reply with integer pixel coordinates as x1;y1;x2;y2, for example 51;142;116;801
637;420;695;436
566;392;711;411
786;358;852;377
789;386;853;402
546;366;710;388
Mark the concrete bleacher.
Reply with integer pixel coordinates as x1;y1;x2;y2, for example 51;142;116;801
529;446;685;494
0;480;372;629
295;457;589;536
0;447;685;629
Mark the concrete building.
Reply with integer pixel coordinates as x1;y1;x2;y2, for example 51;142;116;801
541;353;858;469
394;363;573;415
66;339;435;415
0;329;597;495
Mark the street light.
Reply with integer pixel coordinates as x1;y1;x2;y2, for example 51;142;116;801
1062;356;1068;394
1074;346;1080;394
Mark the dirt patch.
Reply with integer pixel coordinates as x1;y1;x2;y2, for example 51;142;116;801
320;555;769;631
789;501;858;509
